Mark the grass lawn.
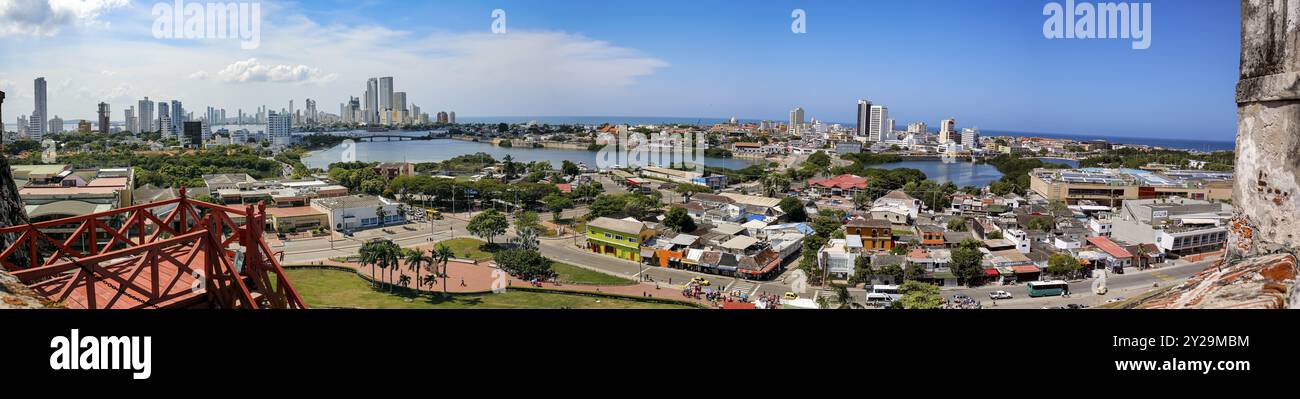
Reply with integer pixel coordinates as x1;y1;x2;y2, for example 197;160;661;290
551;262;636;285
437;237;496;261
285;268;691;309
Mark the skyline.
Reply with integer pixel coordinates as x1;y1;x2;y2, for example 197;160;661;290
0;0;1239;140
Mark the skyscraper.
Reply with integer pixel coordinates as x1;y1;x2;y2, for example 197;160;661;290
938;118;956;144
158;102;172;137
33;77;47;137
267;111;291;147
868;105;888;141
170;100;184;134
855;99;872;138
961;128;980;149
449;111;455;124
97;102;110;134
788;107;804;136
364;78;378;124
50;115;64;134
392;92;407;124
125;107;135;133
138;97;154;134
378;77;395;125
183;121;203;148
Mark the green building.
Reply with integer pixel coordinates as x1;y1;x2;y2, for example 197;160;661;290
586;217;654;262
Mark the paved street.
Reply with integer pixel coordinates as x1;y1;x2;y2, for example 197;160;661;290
278;204;1219;309
945;259;1214;309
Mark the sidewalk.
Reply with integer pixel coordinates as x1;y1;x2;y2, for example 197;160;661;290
291;252;715;307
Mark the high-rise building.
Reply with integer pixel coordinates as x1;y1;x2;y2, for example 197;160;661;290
26;116;40;139
788;107;804;136
17;115;28;139
449;111;455;124
868;105;888;141
938;118;956;144
410;104;420;124
97;102;110;134
183;121;203;148
170;100;184;134
961;128;980;149
267;111;291;147
364;78;378;124
138;97;155;134
124;107;136;133
33;77;47;137
49;115;64;134
378;77;394;120
907;122;928;134
0;90;5;144
157;102;172;137
436;111;449;124
855;100;872;138
392;92;407;124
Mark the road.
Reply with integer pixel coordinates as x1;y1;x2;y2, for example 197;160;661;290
944;259;1213;309
277;204;1217;309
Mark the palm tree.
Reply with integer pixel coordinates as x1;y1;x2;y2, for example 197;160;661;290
432;244;455;295
405;248;432;290
834;284;864;309
376;206;389;227
358;241;383;289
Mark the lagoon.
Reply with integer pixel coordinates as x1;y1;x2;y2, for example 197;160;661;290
875;160;1005;187
302;138;764;170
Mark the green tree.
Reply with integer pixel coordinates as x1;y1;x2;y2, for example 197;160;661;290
494;248;553;280
673;183;712;203
431;244;455;294
1027;216;1055;232
879;264;904;284
467;209;509;243
897;281;943;309
375;206;389;227
833;284;864;309
950;245;985;287
404;248;432;290
561;160;580;177
663;207;697;233
947;217;967;232
762;173;791;197
514;211;541;232
542;193;574;222
1046;253;1084;279
778;196;808;223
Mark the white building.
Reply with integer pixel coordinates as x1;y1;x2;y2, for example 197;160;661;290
267;111;291;147
938;118;956;144
1004;228;1031;254
788;107;804;135
311;194;406;231
961;128;980;149
869;105;888;141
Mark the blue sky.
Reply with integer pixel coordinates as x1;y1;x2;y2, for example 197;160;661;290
1;0;1239;141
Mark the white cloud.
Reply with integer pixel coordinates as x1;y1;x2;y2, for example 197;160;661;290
213;58;339;85
0;0;129;37
1;5;670;119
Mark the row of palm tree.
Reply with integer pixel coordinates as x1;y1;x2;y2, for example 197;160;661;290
358;239;456;294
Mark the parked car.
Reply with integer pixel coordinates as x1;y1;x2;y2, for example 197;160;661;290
989;290;1013;300
783;292;799;300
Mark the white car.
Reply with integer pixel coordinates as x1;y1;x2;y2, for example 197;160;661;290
989;290;1013;300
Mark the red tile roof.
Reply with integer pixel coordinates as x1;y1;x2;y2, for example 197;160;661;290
1011;265;1041;274
807;174;868;190
1087;236;1133;259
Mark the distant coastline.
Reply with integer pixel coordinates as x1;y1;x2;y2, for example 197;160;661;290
6;116;1236;153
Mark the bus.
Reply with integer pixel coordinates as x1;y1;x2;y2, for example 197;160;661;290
870;285;901;302
1027;280;1070;297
